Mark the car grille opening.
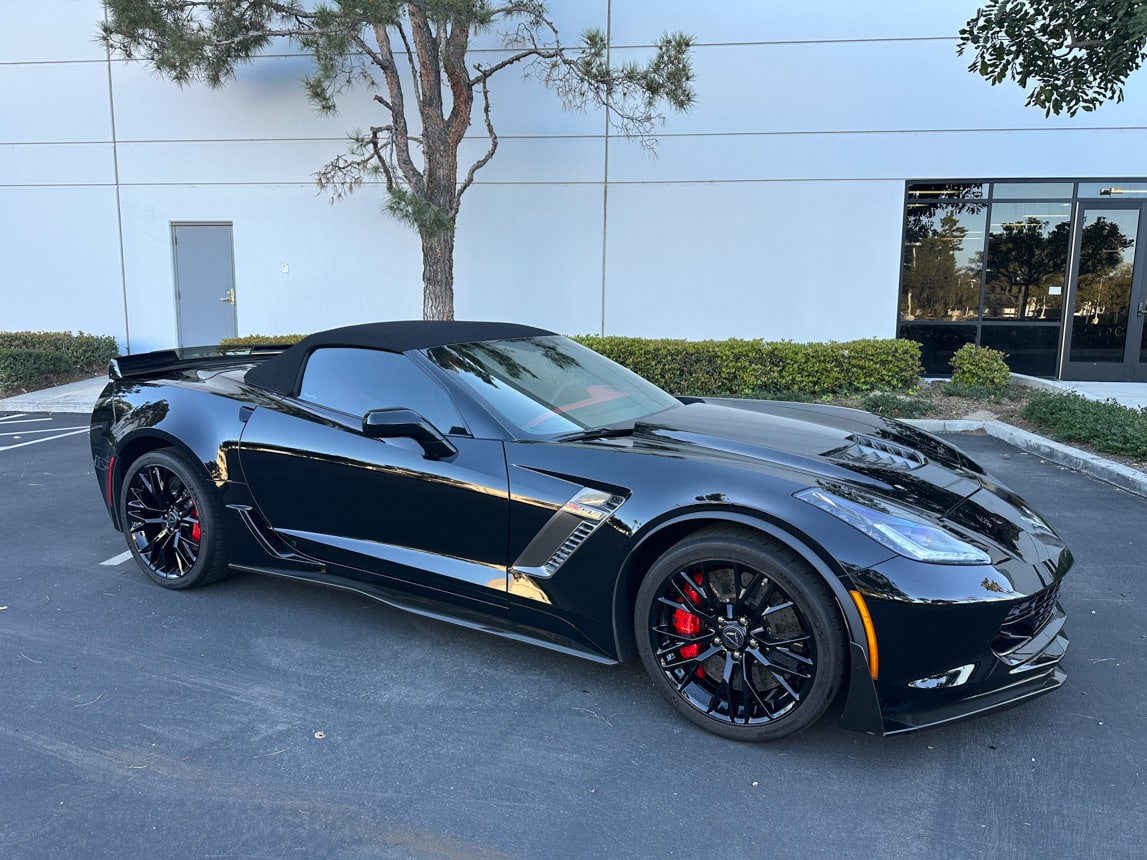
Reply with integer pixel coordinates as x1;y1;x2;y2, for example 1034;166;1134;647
830;434;927;471
992;581;1063;656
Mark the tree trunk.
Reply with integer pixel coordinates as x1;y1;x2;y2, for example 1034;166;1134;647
421;228;455;320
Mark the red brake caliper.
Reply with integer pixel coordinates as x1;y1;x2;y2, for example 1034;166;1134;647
190;504;201;544
672;574;706;678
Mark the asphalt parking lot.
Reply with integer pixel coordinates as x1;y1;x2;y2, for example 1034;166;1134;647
2;416;1144;859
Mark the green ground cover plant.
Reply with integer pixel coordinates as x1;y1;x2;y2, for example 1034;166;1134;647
1021;391;1147;460
859;391;939;419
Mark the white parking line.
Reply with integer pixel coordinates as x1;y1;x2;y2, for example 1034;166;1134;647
100;551;134;567
0;428;88;451
0;415;49;424
0;425;86;438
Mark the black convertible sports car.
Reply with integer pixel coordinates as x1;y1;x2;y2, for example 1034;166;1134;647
90;321;1071;740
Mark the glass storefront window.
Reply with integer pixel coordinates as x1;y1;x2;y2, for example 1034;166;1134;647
906;182;986;202
900;179;1147;379
991;182;1074;199
983;202;1072;322
900;203;987;321
1078;182;1147;198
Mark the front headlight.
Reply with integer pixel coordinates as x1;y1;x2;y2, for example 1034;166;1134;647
795;487;991;565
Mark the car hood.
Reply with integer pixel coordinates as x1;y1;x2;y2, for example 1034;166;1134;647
624;402;987;516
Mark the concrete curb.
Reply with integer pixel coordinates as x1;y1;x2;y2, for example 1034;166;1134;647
908;418;1147;498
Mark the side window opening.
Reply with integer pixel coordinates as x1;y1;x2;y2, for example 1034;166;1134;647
298;347;467;434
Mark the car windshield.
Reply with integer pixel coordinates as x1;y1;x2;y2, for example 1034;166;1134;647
424;335;680;438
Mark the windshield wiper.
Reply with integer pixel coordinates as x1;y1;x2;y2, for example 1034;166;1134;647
553;426;636;443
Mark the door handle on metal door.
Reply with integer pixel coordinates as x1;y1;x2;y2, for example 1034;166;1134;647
220;288;236;305
1138;301;1146;317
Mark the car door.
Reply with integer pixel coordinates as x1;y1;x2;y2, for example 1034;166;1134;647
236;347;510;617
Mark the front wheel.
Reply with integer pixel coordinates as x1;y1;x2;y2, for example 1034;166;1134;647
635;528;846;741
119;449;231;589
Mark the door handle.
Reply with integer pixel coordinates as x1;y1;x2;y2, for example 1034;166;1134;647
1138;301;1146;318
220;287;236;305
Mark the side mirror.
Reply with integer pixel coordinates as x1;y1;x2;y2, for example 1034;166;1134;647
362;408;457;460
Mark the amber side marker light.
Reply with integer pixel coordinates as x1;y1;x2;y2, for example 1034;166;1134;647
848;590;879;680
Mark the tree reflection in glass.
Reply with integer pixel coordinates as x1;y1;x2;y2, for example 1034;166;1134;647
981;204;1072;321
900;204;986;321
1069;210;1137;363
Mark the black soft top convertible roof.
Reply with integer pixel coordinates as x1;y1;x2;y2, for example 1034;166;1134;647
244;319;556;395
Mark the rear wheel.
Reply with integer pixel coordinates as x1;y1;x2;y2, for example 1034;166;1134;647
635;528;846;741
119;449;231;589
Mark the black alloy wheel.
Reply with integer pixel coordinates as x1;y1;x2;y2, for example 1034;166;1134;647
120;449;230;589
635;528;846;741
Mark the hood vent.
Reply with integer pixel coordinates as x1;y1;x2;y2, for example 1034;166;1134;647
831;433;927;472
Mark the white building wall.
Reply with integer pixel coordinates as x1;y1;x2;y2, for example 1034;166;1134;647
2;1;1146;352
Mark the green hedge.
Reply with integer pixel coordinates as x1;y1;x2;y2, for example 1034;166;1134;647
220;334;305;348
0;331;119;367
0;331;119;391
1021;391;1147;459
570;336;922;397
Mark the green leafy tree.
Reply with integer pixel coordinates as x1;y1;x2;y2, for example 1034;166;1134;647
101;1;695;320
960;0;1147;115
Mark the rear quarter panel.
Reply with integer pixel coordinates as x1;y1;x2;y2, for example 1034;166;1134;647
90;371;275;524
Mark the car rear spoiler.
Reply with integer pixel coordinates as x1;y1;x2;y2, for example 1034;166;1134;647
108;344;289;380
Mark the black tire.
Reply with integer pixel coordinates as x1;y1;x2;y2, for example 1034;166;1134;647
119;449;231;589
635;527;846;741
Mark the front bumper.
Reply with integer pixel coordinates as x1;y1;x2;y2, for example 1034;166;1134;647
878;602;1068;734
842;556;1070;735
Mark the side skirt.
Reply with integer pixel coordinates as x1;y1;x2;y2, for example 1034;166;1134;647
228;563;619;667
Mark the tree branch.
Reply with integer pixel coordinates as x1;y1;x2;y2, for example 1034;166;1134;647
470;45;561;86
407;7;445;136
394;21;422;107
456;75;497;209
371;23;424;193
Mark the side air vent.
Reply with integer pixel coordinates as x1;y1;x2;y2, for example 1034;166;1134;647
542;494;625;576
543;521;598;575
831;433;927;471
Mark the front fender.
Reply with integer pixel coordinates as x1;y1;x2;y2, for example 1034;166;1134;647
611;505;886;734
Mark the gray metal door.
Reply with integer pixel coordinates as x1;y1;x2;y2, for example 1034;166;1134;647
172;223;238;347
